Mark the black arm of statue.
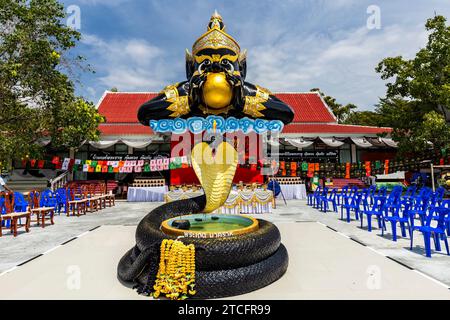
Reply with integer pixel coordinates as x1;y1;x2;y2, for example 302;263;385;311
137;81;190;125
241;82;294;125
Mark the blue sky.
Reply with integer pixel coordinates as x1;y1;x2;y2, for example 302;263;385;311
60;0;450;110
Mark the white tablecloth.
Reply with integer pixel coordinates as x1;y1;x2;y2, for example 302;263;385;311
279;184;307;200
165;189;274;214
127;186;168;202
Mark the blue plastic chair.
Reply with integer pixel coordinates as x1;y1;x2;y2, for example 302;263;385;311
314;187;328;209
13;192;28;212
54;188;69;214
341;190;362;222
307;186;321;207
405;196;430;228
320;188;338;213
410;202;450;258
381;191;411;242
360;193;387;232
433;187;445;206
373;186;387;207
366;185;377;207
360;187;374;212
0;196;9;228
335;186;349;206
40;189;57;209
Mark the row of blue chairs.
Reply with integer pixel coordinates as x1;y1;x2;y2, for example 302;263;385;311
308;185;449;258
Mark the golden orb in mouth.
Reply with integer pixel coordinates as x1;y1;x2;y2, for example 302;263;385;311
202;72;233;109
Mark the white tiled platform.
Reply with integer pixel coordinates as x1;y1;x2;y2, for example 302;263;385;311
0;223;448;300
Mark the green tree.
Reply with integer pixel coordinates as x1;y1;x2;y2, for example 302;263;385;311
310;88;357;123
374;15;450;155
344;110;383;127
0;0;103;166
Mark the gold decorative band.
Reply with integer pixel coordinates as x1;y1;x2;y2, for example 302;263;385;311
162;84;190;118
243;85;271;118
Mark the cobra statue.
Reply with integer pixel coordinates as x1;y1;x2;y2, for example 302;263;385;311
118;12;294;299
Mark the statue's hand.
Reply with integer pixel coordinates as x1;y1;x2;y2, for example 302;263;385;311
226;73;244;110
189;74;206;107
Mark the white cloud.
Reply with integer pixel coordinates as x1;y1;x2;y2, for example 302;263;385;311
246;23;428;109
77;0;131;6
81;34;178;92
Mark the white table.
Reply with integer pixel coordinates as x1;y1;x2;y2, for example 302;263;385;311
165;189;274;214
127;186;168;202
279;184;307;200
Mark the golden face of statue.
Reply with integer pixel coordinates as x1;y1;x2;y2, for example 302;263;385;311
202;72;233;109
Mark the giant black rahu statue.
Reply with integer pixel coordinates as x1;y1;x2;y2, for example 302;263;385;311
137;11;294;126
118;12;291;300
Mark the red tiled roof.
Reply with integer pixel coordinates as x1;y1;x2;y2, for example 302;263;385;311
98;92;157;123
275;93;336;123
283;123;392;135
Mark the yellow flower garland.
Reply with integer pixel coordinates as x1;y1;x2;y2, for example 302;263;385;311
153;239;196;300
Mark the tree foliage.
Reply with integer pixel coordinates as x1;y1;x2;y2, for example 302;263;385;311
0;0;103;166
309;88;357;123
373;15;450;156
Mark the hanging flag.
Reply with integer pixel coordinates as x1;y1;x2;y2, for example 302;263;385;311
75;159;82;165
30;159;37;167
21;159;28;167
83;164;89;172
143;164;150;172
137;160;144;167
113;167;119;173
375;160;381;170
61;158;71;170
150;159;157;171
51;156;60;165
365;161;371;177
108;166;114;173
37;160;45;169
345;163;351;179
301;162;308;171
163;158;170;170
384;160;389;174
180;156;189;168
134;166;142;173
101;166;108;173
291;162;297;177
170;157;181;169
314;163;320;172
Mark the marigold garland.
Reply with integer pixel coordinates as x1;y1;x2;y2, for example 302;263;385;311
152;239;196;300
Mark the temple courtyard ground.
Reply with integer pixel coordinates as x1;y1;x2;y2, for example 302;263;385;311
0;200;449;299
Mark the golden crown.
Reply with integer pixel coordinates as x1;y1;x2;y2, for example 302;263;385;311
192;11;241;56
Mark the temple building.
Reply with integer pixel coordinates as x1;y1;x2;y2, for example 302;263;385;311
66;90;398;184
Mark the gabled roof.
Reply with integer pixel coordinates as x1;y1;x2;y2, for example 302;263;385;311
97;91;391;137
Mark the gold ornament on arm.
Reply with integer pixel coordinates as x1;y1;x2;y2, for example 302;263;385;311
243;85;270;118
161;84;191;118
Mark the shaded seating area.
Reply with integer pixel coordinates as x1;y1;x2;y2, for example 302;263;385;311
308;185;450;258
0;181;116;238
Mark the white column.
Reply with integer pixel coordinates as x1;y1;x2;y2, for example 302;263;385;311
351;143;357;163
